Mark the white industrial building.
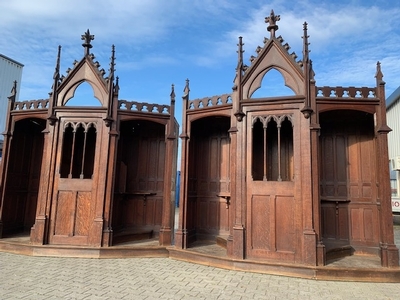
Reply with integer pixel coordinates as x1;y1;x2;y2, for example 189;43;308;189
387;86;400;213
0;54;23;132
0;54;23;158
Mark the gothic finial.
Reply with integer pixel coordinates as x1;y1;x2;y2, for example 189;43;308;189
184;79;190;93
109;44;116;75
302;22;310;64
265;9;280;38
53;45;61;80
111;44;115;60
50;45;62;100
81;29;94;56
233;36;245;91
183;79;190;100
8;80;17;101
171;84;176;99
237;36;244;65
375;61;385;84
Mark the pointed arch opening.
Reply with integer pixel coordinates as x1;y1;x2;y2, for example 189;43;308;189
251;115;293;181
64;81;102;106
60;122;97;179
250;68;295;98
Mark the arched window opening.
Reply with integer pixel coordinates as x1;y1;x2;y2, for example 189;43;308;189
252;115;293;181
267;119;279;180
280;118;294;181
60;125;74;178
60;122;97;179
251;68;295;98
83;126;97;178
65;81;102;106
71;125;85;178
252;119;264;180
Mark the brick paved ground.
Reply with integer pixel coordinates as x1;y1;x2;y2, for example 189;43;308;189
0;250;399;300
0;220;399;299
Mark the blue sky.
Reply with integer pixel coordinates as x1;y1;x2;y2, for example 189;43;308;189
1;0;399;119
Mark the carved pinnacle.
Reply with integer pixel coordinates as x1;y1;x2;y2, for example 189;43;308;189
171;84;176;100
302;22;310;61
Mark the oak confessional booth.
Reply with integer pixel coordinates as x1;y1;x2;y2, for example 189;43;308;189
0;31;178;248
175;11;399;268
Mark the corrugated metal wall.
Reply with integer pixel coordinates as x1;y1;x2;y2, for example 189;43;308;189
387;94;400;203
387;97;400;162
0;55;23;137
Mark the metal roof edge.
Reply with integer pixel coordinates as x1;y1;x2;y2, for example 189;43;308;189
0;53;24;67
386;85;400;109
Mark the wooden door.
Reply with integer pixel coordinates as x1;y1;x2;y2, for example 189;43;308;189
246;114;296;261
49;119;100;245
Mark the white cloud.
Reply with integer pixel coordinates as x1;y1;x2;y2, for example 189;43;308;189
214;1;400;94
0;0;399;100
2;1;166;44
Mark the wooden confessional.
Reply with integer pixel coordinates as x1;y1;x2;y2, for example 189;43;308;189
0;31;178;248
175;10;399;267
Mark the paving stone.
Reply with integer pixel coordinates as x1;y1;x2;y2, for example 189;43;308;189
1;250;400;299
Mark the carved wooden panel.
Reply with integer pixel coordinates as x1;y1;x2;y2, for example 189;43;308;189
251;195;270;250
1;192;25;233
186;195;197;233
132;138;163;191
75;192;92;236
146;196;163;226
188;117;231;238
196;196;229;235
113;120;166;238
53;190;92;237
1;118;45;234
348;133;375;201
54;191;74;236
320;134;347;199
275;196;295;252
349;205;379;245
319;110;377;250
122;195;162;228
321;201;349;249
249;194;295;257
125;196;143;226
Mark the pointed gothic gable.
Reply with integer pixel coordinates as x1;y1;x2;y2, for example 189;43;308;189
56;30;110;107
241;10;305;98
58;57;109;106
